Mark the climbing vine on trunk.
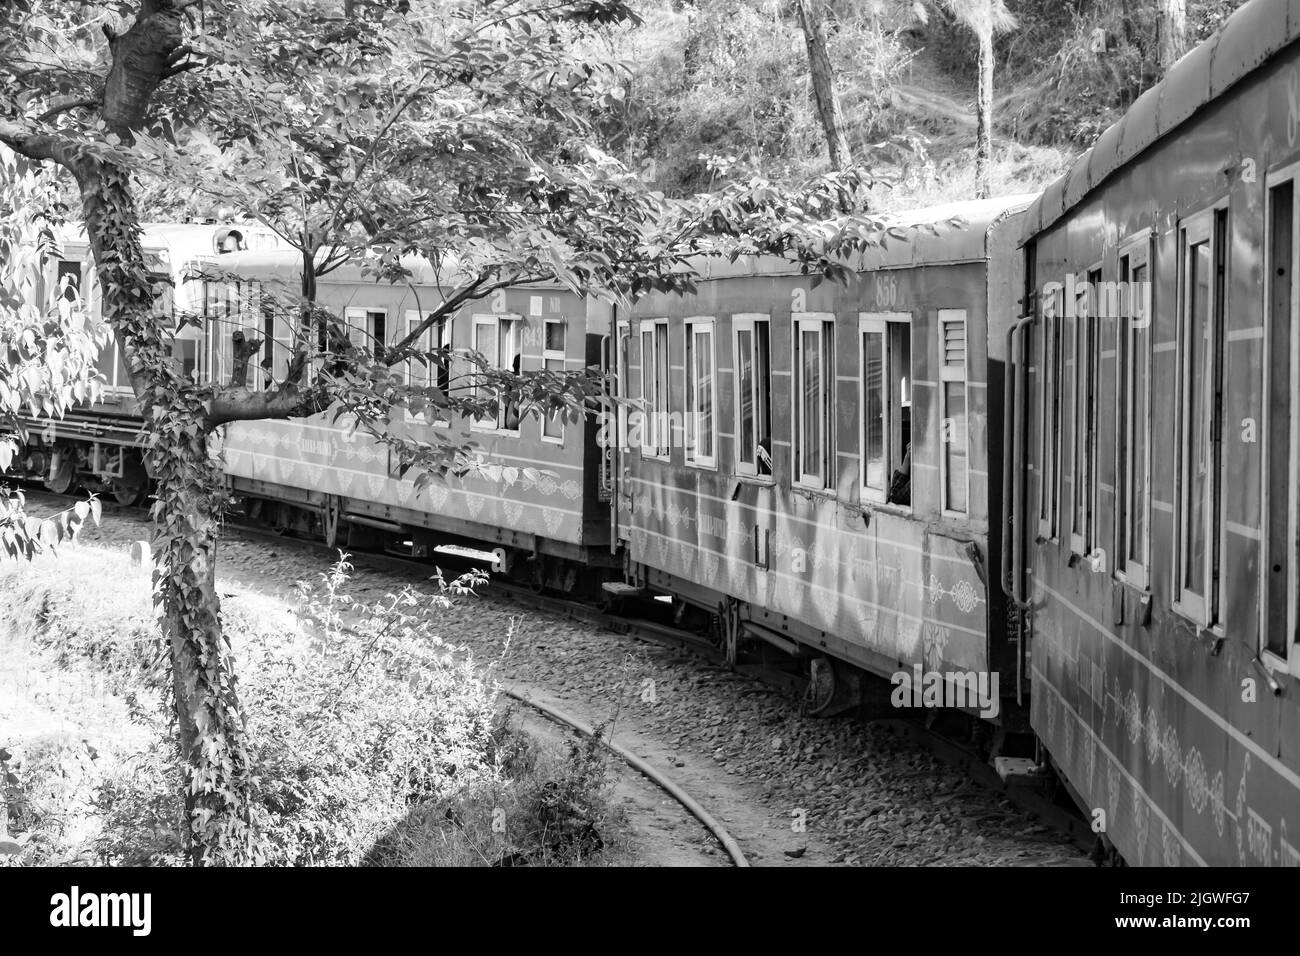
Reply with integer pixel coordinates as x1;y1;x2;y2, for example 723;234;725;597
79;158;257;863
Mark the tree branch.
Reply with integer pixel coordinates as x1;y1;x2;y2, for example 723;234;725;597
34;96;102;124
204;381;317;428
0;120;82;169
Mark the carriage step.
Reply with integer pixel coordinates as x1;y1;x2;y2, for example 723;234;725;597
993;756;1047;789
601;582;648;598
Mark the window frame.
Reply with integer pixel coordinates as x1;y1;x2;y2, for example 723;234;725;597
638;317;671;460
1038;283;1064;540
1115;234;1154;590
1172;205;1228;629
403;309;452;425
1263;163;1300;675
733;314;773;479
540;318;567;444
470;312;522;434
684;317;718;469
344;306;388;353
1070;263;1103;558
858;311;912;506
791;312;835;491
939;308;970;517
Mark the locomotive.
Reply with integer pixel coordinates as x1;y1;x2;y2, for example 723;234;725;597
7;0;1300;867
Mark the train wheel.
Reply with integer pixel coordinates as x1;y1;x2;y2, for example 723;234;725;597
44;455;76;495
802;656;837;716
108;481;142;508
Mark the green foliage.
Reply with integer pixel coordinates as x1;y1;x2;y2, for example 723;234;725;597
606;0;918;193
0;548;624;866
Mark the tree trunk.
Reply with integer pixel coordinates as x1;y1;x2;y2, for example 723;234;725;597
1156;0;1187;75
77;158;255;866
975;27;994;199
797;0;852;171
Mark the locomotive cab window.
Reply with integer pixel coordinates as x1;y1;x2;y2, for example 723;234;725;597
939;310;969;515
792;313;835;490
471;313;521;433
734;314;773;477
541;319;567;443
684;318;717;468
1174;208;1227;628
1116;237;1153;589
638;318;670;459
859;312;912;507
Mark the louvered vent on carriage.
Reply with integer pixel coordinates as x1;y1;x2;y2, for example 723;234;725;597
942;319;967;368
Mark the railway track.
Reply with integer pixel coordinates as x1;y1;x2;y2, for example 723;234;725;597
22;487;1093;863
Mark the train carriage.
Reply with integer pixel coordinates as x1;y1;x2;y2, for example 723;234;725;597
8;221;285;504
209;250;620;594
612;195;1034;717
1011;0;1300;865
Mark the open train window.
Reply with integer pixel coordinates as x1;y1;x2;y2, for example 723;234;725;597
541;319;567;443
859;312;911;506
258;292;293;391
1116;236;1153;589
684;318;717;468
1071;266;1102;558
471;313;521;433
733;314;772;477
1173;207;1227;629
939;310;969;515
1038;284;1063;539
344;307;387;353
1265;170;1300;672
404;310;451;425
638;318;670;459
792;314;835;490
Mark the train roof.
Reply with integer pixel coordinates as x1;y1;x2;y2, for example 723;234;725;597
693;193;1038;281
1021;0;1300;243
194;194;1036;293
55;220;286;269
203;248;443;286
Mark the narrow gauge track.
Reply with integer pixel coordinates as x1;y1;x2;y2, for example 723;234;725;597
26;488;1093;862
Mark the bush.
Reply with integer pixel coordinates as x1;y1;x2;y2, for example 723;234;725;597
0;548;620;866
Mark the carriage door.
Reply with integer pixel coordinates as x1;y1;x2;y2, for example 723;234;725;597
1265;171;1300;675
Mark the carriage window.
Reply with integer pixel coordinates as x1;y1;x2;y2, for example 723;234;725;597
54;259;81;311
940;310;968;514
1039;285;1063;539
1266;180;1295;662
1116;241;1152;588
639;318;670;458
860;312;912;505
734;315;772;476
344;308;387;352
205;280;240;386
404;310;451;424
793;314;834;489
260;293;294;390
542;319;567;442
684;319;717;467
1072;268;1101;556
471;314;520;432
1175;209;1226;627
